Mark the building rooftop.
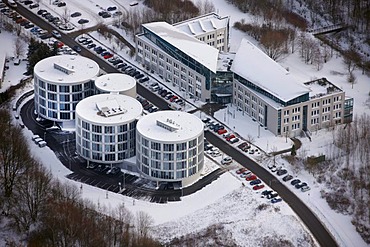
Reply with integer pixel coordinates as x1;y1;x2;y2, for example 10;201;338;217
231;39;310;102
76;94;142;125
95;73;136;93
34;55;100;84
136;110;204;142
173;12;229;37
217;52;235;72
142;22;219;73
304;78;342;99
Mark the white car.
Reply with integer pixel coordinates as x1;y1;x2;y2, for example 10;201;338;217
301;186;311;192
51;30;61;39
221;156;233;165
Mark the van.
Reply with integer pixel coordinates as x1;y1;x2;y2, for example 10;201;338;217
14;58;20;65
38;141;47;148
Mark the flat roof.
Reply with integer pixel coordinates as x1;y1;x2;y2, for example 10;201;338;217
174;12;229;37
76;94;142;125
142;22;219;73
136;110;203;142
34;55;100;84
231;39;310;102
95;73;136;93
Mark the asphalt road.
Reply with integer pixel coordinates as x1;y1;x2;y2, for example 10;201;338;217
16;4;338;247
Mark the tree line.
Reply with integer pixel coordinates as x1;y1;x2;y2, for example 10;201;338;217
0;109;161;246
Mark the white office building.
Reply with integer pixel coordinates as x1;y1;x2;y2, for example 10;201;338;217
135;21;219;102
136;111;204;187
173;12;230;52
95;73;137;97
33;55;100;127
232;39;353;137
75;94;143;164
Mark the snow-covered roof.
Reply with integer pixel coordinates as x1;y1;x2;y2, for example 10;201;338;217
76;94;142;125
95;73;136;93
217;52;235;71
136;110;203;142
231;39;310;102
34;55;99;84
174;12;229;37
142;22;219;73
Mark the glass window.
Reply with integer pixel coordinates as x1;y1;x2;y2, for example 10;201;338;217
59;85;69;93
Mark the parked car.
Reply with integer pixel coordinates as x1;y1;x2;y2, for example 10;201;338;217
250;179;261;185
71;11;81;17
107;6;117;11
236;168;247;174
139;77;149;83
229;138;239;144
282;174;293;182
301;186;311;192
226;134;236;141
261;190;273;196
290;179;301;186
267;192;279;199
271;197;283;203
295;182;307;189
246;175;257;181
253;184;265;190
218;129;227;135
221;156;232;165
78;18;89;24
29;3;39;9
276;169;288;176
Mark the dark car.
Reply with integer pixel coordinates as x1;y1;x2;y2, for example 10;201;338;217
24;23;34;29
71;11;81;17
101;12;111;18
261;190;273;196
250;179;261;186
144;103;153;110
73;45;81;53
271;197;283;203
87;43;96;49
295;182;307;189
276;169;288;176
37;9;47;15
267;192;279;199
290;179;301;186
57;2;66;7
23;0;33;5
107;6;117;11
139;77;149;83
78;18;89;24
29;3;39;9
135;73;145;79
282;174;293;182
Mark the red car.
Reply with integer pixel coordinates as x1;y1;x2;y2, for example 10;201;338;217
253;184;265;190
236;168;247;174
246;175;257;181
226;134;235;141
169;95;178;102
218;129;227;135
104;53;113;59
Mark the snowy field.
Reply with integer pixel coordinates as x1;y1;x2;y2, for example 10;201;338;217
1;0;369;246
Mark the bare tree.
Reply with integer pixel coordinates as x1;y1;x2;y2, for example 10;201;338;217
0;110;32;200
61;8;70;25
260;30;288;61
135;211;154;239
13;37;26;58
196;0;215;15
10;161;52;233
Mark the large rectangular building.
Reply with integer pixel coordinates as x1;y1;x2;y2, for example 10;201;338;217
173;12;230;52
135;21;219;102
232;39;353;137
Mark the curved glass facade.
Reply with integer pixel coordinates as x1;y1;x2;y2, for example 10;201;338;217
34;77;94;121
136;133;204;181
76;119;137;163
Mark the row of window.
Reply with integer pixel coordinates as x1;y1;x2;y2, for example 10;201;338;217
139;136;200;151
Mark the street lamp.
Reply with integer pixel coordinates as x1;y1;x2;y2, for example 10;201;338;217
118;182;121;191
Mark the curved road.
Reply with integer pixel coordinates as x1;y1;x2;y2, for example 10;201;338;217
15;4;337;247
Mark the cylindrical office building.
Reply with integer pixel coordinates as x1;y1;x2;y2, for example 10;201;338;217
33;55;99;125
94;73;136;97
136;110;204;187
75;94;143;164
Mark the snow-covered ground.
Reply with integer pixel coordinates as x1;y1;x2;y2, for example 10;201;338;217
1;0;369;246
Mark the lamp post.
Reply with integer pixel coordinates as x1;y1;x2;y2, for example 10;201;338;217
118;182;121;191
